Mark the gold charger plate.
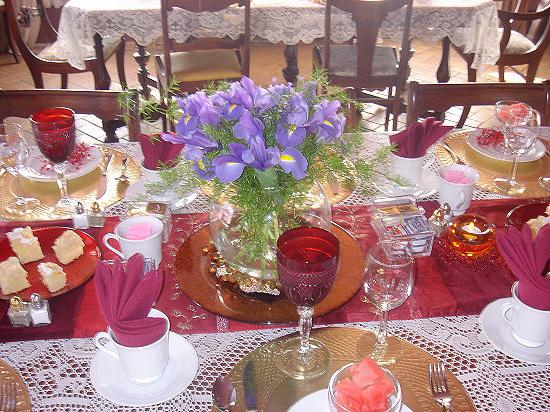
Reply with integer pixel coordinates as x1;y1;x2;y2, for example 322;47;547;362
173;224;365;324
436;131;550;197
0;147;141;221
220;327;475;412
0;359;32;411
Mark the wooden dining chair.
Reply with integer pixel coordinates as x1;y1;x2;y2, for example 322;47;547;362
0;89;141;142
406;81;550;127
5;0;127;90
452;0;550;84
155;0;251;95
0;1;18;63
313;0;414;131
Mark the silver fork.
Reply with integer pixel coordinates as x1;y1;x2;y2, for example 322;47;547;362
0;382;17;412
429;362;453;411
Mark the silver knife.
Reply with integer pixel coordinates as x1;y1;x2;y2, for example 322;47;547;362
243;360;258;411
96;154;114;199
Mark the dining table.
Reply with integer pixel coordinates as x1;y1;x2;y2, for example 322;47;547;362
53;0;500;93
0;129;549;411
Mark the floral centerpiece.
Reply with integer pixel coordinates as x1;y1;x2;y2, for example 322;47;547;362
162;75;394;295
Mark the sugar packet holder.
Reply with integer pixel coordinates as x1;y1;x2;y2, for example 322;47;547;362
370;196;435;257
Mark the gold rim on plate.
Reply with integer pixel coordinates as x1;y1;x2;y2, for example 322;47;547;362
221;327;475;411
436;131;550;198
0;147;141;221
0;359;32;411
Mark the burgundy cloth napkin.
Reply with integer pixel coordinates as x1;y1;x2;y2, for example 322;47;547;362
496;224;550;310
139;133;184;170
95;254;165;347
390;117;453;158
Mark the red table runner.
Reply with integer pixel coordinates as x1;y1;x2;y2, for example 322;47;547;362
0;197;543;341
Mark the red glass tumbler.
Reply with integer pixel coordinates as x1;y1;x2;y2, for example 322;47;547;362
276;227;339;380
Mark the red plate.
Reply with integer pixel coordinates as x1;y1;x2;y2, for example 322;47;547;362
506;201;549;228
0;227;101;300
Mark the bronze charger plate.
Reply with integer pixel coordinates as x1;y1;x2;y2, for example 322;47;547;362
0;359;32;411
220;327;475;411
173;224;366;324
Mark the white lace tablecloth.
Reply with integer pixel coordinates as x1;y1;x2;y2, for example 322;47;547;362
1;316;549;411
56;0;499;71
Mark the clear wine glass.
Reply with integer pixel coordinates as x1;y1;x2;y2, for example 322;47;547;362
0;122;40;214
275;227;339;380
494;109;540;195
363;241;414;364
30;107;76;212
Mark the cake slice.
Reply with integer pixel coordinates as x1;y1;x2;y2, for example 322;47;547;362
527;215;550;237
6;226;44;264
0;257;31;295
52;230;85;265
37;262;67;293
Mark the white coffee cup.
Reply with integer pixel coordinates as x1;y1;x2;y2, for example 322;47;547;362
103;216;163;268
438;164;479;216
389;152;435;185
501;282;550;348
93;308;170;384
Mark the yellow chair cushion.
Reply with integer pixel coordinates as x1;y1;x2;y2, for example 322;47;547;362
164;49;242;83
498;28;536;55
37;37;122;62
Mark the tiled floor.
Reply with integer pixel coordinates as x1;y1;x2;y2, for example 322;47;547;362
1;39;550;142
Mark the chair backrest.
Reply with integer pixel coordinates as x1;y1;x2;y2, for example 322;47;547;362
323;0;413;80
0;89;141;141
5;0;57;64
159;0;251;82
498;1;550;53
406;81;550;127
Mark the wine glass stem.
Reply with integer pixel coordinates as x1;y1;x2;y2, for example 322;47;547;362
508;153;520;184
56;169;69;200
297;305;314;354
376;309;389;346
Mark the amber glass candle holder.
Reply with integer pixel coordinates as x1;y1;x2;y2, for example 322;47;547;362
447;214;496;257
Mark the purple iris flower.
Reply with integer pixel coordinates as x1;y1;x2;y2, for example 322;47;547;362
193;158;215;180
242;136;280;171
279;147;308;179
275;94;309;147
175;92;220;137
233;110;264;142
211;143;248;183
219;82;254;120
166;129;218;151
308;99;346;142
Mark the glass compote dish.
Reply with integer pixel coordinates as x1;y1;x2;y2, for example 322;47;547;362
494;109;540;195
363;241;414;364
0;122;40;214
30;107;76;212
275;226;339;380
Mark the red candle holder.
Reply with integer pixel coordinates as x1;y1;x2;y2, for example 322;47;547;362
447;214;496;257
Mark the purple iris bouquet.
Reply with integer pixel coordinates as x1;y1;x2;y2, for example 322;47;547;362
162;76;357;284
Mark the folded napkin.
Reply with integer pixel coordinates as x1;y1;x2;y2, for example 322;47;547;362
496;224;550;310
390;117;453;158
140;133;184;171
95;253;165;347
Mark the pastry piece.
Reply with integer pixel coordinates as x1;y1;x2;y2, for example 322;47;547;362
6;226;44;264
37;262;67;293
52;230;85;265
0;257;31;295
527;215;550;237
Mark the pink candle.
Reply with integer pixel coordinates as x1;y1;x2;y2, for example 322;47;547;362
441;170;473;185
125;223;153;240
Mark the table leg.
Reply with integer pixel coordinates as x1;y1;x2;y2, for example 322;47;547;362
133;44;152;99
282;45;299;84
92;33;111;90
436;36;451;83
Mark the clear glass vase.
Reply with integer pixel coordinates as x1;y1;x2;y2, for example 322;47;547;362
208;181;332;294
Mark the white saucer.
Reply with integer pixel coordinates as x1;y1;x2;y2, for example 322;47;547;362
373;169;439;199
288;389;413;412
90;332;199;406
467;130;546;163
125;179;198;209
480;298;550;365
